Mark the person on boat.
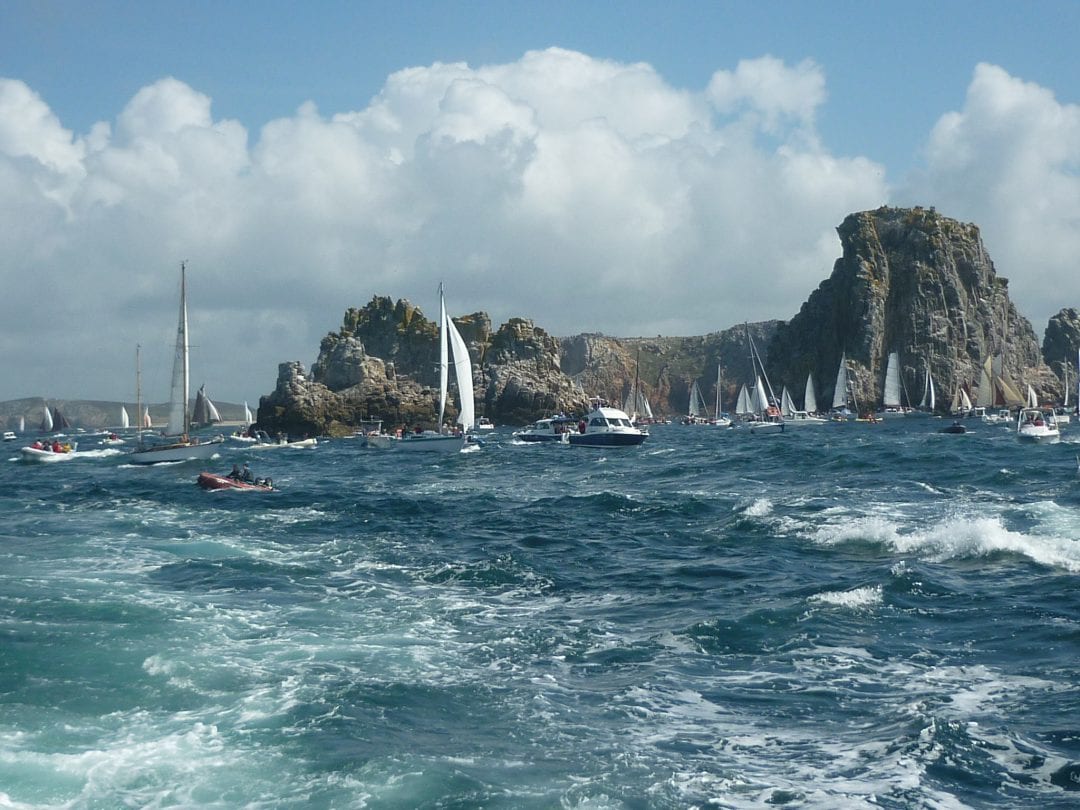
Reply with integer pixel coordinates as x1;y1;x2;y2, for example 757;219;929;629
30;440;43;450
240;463;254;483
227;464;242;480
51;440;63;452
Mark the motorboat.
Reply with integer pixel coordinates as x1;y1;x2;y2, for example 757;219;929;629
512;415;576;443
197;472;274;491
473;417;496;431
1016;407;1060;444
567;400;647;447
19;440;78;462
2;431;16;442
939;421;968;434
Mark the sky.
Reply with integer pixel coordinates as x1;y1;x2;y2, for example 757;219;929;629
2;0;1079;405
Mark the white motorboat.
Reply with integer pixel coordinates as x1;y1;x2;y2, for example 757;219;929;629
513;415;576;443
567;400;647;447
1016;407;1060;444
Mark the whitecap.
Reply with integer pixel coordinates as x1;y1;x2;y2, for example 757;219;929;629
808;584;883;608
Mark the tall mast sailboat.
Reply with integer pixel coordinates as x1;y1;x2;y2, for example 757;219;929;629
129;263;224;464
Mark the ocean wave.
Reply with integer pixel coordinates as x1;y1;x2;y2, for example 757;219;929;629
810;514;1080;572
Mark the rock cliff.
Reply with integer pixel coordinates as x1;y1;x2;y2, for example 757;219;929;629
767;206;1059;410
1042;308;1080;383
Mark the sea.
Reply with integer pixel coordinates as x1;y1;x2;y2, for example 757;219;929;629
2;418;1079;809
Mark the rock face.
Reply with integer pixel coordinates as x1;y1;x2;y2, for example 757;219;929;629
767;206;1059;410
258;298;590;435
1042;308;1080;382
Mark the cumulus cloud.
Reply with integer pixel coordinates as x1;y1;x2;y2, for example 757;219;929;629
902;63;1080;327
0;47;950;405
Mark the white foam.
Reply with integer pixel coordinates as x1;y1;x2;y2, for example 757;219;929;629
742;498;773;517
810;514;1080;572
808;584;883;608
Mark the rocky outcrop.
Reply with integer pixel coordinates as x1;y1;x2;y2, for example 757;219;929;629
767;206;1059;410
1042;308;1080;381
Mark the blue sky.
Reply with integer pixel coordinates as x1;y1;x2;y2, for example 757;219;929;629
1;1;1079;404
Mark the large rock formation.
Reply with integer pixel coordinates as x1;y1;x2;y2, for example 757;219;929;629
767;206;1059;410
1042;308;1080;382
258;298;591;435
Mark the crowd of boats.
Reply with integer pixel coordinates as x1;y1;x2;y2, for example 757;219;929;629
8;271;1079;462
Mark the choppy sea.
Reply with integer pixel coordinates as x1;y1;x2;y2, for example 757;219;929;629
2;418;1079;809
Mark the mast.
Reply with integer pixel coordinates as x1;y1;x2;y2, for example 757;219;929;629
436;283;448;432
715;363;722;420
136;344;144;449
180;262;189;434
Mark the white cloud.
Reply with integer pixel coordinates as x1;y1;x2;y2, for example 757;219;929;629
904;63;1080;329
0;48;893;404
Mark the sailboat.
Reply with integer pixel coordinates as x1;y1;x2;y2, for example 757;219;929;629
781;379;826;425
1054;357;1073;425
623;352;655;426
712;364;731;426
830;353;854;420
39;403;54;433
739;325;784;433
191;384;222;426
129;263;224;464
685;379;709;424
398;285;475;453
120;406;130;430
879;351;905;417
914;363;935;416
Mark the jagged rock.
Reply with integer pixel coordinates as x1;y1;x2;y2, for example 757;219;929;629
767;206;1059;410
483;319;590;422
1042;308;1080;382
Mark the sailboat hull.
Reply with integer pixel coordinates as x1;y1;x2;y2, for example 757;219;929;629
129;438;224;464
396;433;468;453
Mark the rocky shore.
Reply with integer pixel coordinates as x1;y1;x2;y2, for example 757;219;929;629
254;206;1076;437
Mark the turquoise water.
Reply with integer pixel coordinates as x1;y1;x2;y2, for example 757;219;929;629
2;420;1079;808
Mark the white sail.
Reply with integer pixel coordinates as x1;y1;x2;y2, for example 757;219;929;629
961;389;973;411
243;402;254;425
780;386;796;417
976;357;994;408
120;406;130;429
41;404;53;432
165;266;190;436
804;372;817;414
832;353;849;410
715;365;723;420
688;380;706;418
143;407;152;428
735;384;752;415
753;377;769;414
1026;384;1038;409
18;415;25;433
919;366;935;410
883;352;901;408
445;312;475;431
206;395;221;423
641;390;653;420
